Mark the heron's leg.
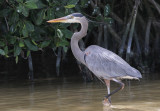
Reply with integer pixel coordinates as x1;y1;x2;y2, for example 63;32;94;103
104;79;111;103
105;78;125;100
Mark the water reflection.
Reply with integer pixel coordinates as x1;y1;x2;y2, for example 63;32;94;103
0;78;160;111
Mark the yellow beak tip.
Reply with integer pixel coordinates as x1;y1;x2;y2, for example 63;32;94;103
47;18;67;23
47;20;53;23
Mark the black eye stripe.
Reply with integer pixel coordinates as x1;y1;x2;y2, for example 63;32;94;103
72;13;83;17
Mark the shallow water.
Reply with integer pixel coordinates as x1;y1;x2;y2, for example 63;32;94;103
0;77;160;111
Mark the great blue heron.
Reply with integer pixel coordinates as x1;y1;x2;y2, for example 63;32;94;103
47;13;142;105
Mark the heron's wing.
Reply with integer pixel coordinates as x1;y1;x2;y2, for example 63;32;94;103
84;45;142;79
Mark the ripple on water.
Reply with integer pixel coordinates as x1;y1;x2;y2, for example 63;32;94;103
0;78;159;111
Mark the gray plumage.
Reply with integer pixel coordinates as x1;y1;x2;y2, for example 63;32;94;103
84;45;142;80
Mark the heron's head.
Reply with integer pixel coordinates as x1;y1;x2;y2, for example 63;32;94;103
47;13;85;23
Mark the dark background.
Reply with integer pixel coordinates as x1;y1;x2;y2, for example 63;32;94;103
0;0;160;81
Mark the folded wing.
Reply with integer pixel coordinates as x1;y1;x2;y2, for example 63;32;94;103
84;45;142;79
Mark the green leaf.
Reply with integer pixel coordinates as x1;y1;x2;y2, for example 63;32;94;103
80;0;88;8
17;20;23;28
16;5;23;13
10;24;17;33
24;39;38;51
31;40;38;46
0;41;5;47
59;23;70;28
27;50;30;57
19;40;25;47
62;29;73;38
36;0;46;9
10;11;19;23
57;29;63;38
47;8;55;19
8;36;16;44
64;0;79;9
16;56;18;64
25;1;38;9
0;49;5;55
14;44;22;56
35;10;45;25
104;4;111;17
4;46;8;55
40;40;51;48
17;5;29;17
67;0;79;5
22;25;28;37
56;39;69;47
0;9;12;17
22;7;29;17
55;11;65;18
64;5;75;8
25;21;34;32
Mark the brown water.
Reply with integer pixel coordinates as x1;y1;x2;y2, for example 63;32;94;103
0;78;160;111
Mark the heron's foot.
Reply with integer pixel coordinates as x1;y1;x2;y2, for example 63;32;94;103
102;97;111;106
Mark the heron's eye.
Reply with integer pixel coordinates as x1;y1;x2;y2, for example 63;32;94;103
70;16;74;19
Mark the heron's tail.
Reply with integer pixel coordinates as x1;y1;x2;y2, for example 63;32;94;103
127;67;142;79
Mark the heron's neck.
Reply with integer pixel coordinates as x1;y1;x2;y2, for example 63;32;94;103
71;18;88;64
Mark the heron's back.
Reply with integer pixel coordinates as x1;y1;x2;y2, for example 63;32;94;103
84;45;142;79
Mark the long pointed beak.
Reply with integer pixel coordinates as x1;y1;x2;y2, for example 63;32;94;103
47;17;68;23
